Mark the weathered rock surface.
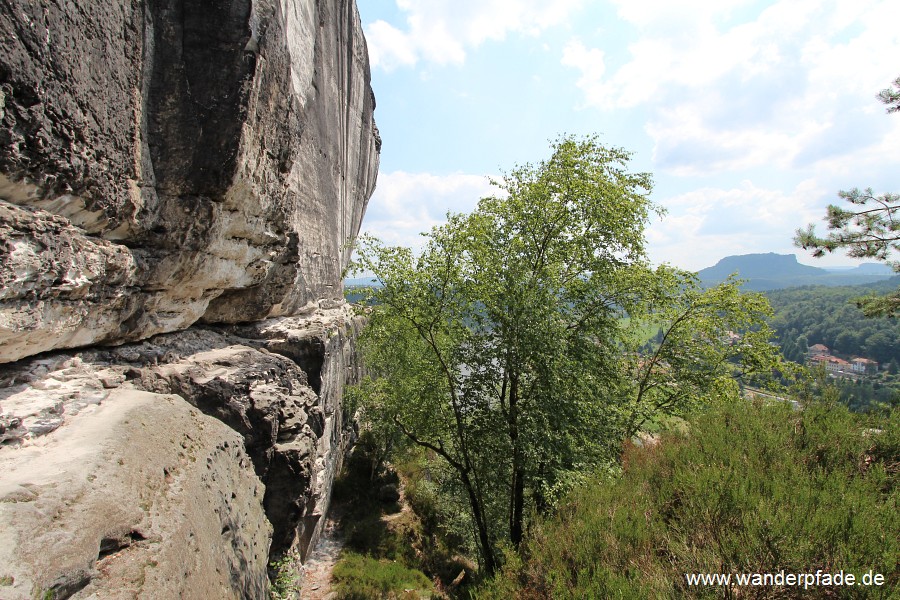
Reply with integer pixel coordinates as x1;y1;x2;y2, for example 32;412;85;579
0;0;379;363
0;304;364;597
0;385;271;600
138;305;365;558
0;0;377;597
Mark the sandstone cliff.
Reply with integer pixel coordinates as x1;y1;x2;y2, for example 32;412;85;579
0;0;379;361
0;0;378;597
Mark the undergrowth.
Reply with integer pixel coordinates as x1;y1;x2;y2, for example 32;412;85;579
332;552;433;600
269;552;301;600
477;399;899;599
330;433;446;599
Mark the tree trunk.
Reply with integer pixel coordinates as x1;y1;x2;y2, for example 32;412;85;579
509;373;525;548
462;471;497;574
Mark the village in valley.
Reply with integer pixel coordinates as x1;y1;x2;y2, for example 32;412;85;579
806;344;880;378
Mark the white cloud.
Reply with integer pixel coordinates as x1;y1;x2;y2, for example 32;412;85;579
365;0;584;70
561;40;606;107
645;105;829;175
359;170;498;250
358;172;879;272
609;0;757;29
366;20;419;70
647;179;833;270
561;0;900;175
361;172;849;272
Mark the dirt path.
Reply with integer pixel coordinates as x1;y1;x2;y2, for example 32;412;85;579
295;484;413;598
297;511;344;600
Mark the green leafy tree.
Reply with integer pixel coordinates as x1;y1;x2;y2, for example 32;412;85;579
833;330;862;357
864;330;896;364
780;336;798;363
618;271;779;437
796;333;809;355
351;136;779;573
795;74;900;316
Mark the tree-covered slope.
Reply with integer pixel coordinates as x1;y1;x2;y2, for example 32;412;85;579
765;278;900;364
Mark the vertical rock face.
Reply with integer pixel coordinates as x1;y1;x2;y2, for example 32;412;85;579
0;0;377;598
0;0;379;361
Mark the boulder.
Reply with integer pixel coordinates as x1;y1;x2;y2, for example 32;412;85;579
0;386;271;600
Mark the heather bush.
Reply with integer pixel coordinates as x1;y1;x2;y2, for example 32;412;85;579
478;400;899;599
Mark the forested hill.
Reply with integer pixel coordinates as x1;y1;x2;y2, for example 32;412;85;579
698;253;894;290
766;277;900;364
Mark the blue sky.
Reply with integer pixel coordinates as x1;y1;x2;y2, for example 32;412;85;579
356;0;900;271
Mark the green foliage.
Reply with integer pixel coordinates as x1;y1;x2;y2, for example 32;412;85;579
332;446;410;563
332;552;434;600
346;380;409;484
795;186;900;266
619;270;781;437
350;136;782;573
766;281;900;364
833;377;899;414
796;76;900;317
477;400;900;599
269;553;301;600
795;188;900;317
331;443;469;597
350;135;661;571
333;443;450;598
397;449;477;565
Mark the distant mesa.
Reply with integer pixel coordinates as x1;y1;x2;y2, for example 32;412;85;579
344;276;381;287
697;253;895;291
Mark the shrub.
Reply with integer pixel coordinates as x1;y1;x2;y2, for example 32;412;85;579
332;552;434;600
478;400;899;598
269;553;301;600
